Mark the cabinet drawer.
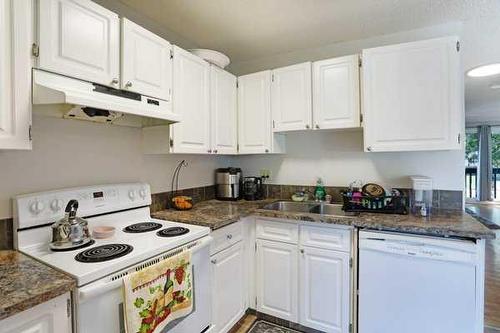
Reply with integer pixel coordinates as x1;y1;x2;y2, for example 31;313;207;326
210;221;243;255
256;219;298;244
300;225;351;252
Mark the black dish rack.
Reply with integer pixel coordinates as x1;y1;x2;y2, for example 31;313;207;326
342;192;408;215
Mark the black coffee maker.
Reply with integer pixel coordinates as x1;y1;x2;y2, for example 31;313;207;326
243;177;264;201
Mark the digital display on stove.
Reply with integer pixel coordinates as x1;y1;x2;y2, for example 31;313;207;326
93;191;104;199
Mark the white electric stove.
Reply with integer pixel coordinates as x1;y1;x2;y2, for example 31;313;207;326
14;183;212;333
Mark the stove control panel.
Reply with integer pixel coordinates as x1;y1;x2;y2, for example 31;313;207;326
15;183;151;229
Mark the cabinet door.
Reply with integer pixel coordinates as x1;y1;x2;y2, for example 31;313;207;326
362;37;462;152
312;55;360;130
272;62;312;132
238;71;272;154
38;0;120;87
256;239;298;322
210;65;238;155
121;18;172;101
211;242;246;333
0;0;31;150
0;293;71;333
299;247;350;333
171;46;210;153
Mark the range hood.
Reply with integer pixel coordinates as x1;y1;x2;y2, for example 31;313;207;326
32;69;181;125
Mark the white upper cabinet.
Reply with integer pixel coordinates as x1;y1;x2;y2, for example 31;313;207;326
238;70;273;154
362;36;463;152
171;46;210;153
299;247;350;333
271;62;312;132
313;55;360;130
0;0;31;150
210;65;238;154
121;18;172;101
38;0;120;87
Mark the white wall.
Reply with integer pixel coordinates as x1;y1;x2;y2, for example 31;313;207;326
0;115;228;219
233;131;464;191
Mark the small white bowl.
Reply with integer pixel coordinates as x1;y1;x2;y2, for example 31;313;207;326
188;49;230;69
92;226;115;239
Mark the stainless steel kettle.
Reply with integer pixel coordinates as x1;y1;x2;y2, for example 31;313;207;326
49;199;92;251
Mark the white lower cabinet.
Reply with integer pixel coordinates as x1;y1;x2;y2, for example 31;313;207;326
300;246;350;333
256;239;299;322
0;293;71;333
255;219;352;332
211;240;246;333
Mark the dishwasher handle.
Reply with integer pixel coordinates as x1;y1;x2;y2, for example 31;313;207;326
360;238;477;264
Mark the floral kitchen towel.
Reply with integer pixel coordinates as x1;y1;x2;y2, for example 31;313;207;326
123;250;193;333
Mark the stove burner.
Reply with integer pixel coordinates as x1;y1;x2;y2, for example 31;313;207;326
75;244;133;263
157;227;190;237
51;239;95;252
123;222;162;233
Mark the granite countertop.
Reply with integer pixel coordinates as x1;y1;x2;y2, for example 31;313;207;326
0;251;76;320
153;199;495;239
153;199;275;230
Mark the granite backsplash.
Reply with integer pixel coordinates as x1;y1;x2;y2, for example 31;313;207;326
263;184;463;210
0;218;13;250
150;185;216;213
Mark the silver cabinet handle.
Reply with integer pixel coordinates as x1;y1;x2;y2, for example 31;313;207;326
213;149;218;154
211;259;217;264
207;149;212;153
265;149;269;153
366;146;372;152
300;249;304;254
227;234;233;240
315;124;320;129
125;81;133;88
305;124;310;129
111;78;119;85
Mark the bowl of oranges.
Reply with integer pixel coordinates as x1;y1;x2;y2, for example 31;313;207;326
172;196;193;210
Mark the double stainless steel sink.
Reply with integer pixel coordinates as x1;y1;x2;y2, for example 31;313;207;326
262;201;358;217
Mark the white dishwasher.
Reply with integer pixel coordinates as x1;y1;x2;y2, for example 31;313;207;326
358;230;484;333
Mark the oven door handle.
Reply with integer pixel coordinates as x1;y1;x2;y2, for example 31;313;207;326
78;235;212;304
79;279;123;303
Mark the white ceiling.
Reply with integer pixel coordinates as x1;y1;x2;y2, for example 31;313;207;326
109;0;500;125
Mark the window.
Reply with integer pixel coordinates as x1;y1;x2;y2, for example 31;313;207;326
465;128;479;199
491;126;500;199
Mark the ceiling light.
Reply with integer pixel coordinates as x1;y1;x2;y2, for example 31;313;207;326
467;63;500;77
490;84;500;90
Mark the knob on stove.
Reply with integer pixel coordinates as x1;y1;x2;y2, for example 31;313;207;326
30;200;44;215
128;190;136;200
50;199;64;212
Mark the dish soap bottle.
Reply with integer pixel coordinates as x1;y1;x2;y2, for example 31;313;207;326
314;178;326;201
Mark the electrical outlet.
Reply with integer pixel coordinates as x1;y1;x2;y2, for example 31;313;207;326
260;169;271;179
